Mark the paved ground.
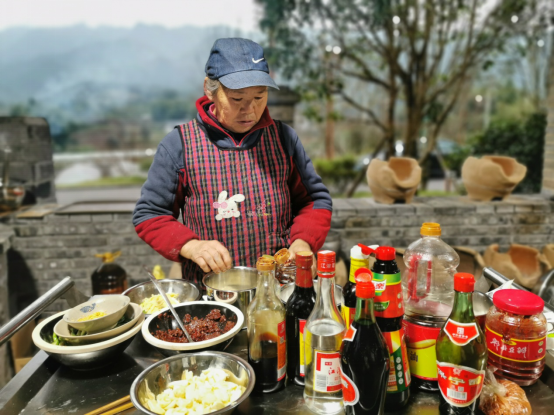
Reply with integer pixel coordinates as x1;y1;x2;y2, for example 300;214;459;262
54;179;448;207
55;186;143;206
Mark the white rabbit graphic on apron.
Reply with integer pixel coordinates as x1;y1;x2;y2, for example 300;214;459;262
213;190;245;221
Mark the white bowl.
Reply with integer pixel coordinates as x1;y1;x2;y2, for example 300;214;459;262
142;301;244;354
32;309;144;369
54;303;141;345
63;295;130;334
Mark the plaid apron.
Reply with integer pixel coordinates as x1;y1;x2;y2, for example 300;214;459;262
178;119;292;287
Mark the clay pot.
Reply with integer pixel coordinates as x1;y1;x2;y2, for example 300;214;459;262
483;243;550;289
366;157;422;204
462;156;526;201
542;244;554;270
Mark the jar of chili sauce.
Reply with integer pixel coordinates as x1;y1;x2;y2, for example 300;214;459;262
485;289;547;386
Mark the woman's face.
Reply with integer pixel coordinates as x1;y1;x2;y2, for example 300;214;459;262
206;81;268;133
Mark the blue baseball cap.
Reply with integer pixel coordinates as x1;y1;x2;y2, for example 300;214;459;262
205;38;279;90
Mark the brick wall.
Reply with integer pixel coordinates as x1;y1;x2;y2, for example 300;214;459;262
4;194;553;315
8;212;176;312
332;195;554;256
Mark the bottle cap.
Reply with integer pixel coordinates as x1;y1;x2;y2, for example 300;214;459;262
421;222;441;236
274;248;290;265
354;267;372;278
296;251;313;269
454;273;475;292
357;244;396;261
350;245;369;260
355;271;375;298
317;250;336;277
256;256;276;271
493;289;544;316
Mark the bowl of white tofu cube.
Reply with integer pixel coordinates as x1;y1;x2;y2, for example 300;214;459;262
130;351;255;415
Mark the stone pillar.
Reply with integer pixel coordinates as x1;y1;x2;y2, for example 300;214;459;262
0;117;56;204
0;225;15;389
267;86;300;127
542;36;554;196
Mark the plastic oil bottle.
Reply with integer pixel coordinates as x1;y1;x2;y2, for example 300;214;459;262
401;223;460;392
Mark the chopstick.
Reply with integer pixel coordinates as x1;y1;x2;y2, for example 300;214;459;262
85;395;134;415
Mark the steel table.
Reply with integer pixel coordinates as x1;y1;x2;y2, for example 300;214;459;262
1;330;553;415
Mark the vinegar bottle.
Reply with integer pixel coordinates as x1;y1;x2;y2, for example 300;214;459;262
436;273;487;415
247;257;286;393
285;251;316;386
340;269;389;415
304;250;345;414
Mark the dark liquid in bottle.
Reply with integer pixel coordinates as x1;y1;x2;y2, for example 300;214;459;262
413;377;439;392
285;286;316;386
341;320;389;415
373;257;411;409
249;338;284;393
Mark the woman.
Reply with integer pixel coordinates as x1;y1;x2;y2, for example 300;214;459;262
133;38;332;285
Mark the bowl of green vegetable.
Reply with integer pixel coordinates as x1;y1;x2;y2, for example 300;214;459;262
32;308;144;369
53;303;141;346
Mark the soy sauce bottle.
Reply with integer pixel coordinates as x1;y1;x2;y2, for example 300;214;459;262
340;269;389;415
342;244;370;328
360;244;411;410
247;257;286;393
285;251;316;386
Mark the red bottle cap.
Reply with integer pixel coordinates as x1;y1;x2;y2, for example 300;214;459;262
354;267;372;278
357;244;396;261
355;271;375;298
454;273;475;293
376;246;395;261
493;289;544;316
317;250;335;277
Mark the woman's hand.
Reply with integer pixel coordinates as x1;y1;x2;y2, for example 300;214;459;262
180;239;233;274
289;239;317;277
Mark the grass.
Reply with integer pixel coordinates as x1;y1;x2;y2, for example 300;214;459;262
57;176;147;188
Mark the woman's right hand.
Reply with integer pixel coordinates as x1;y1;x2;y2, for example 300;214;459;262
180;239;233;274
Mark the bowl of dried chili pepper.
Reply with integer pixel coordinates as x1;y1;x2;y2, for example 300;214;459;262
142;301;243;356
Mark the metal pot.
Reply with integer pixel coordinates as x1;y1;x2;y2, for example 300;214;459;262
203;267;257;330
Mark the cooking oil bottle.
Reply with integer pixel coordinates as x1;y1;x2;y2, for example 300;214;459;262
91;250;128;295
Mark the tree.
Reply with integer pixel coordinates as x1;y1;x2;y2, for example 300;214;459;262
256;0;546;194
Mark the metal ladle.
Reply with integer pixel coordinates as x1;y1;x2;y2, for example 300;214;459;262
142;265;194;343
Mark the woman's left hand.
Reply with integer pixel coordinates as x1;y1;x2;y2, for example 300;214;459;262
289;239;317;277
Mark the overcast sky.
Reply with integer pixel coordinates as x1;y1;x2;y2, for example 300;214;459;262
0;0;261;31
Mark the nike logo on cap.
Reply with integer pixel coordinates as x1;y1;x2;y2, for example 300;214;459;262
252;57;265;63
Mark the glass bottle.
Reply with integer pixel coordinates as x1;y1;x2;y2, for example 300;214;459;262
436;273;487;415
91;251;128;295
342;244;370;328
286;251;316;386
341;269;389;415
247;257;286;393
304;250;345;414
359;244;411;410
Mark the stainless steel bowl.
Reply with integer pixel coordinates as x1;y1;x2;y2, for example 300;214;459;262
130;352;255;415
278;280;344;306
142;302;243;356
203;267;257;330
33;312;142;370
123;279;201;315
